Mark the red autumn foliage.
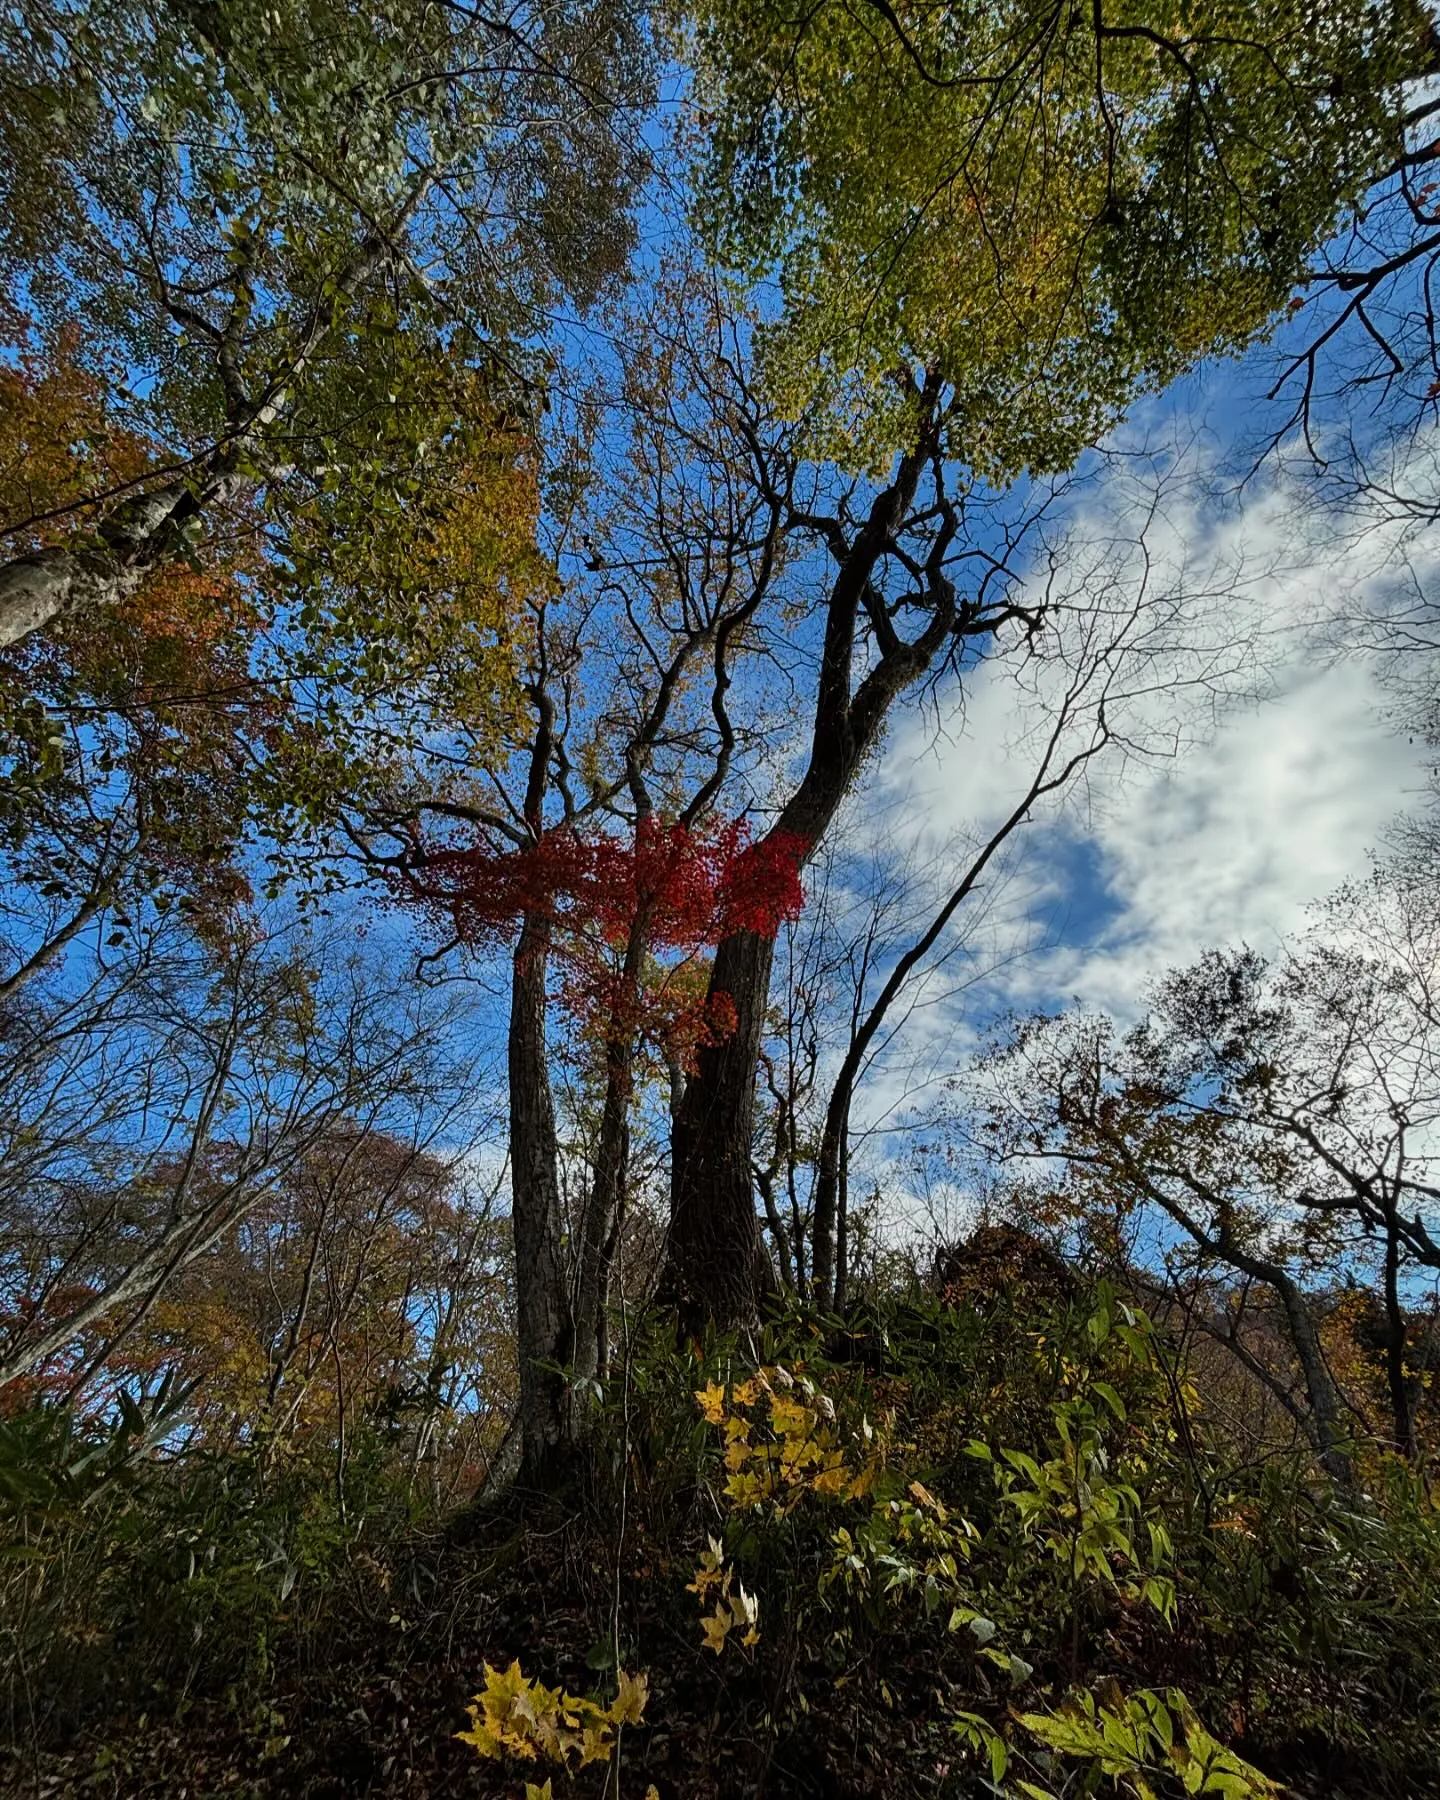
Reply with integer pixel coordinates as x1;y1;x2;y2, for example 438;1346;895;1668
400;817;807;955
0;1283;105;1416
393;817;807;1064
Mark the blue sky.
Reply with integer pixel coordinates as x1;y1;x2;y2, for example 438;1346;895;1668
802;324;1440;1238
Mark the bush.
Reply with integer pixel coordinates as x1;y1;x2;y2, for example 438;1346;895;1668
0;1389;421;1750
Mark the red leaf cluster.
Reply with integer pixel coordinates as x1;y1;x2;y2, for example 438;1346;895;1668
394;817;808;1059
400;817;807;955
0;1282;103;1416
716;832;809;938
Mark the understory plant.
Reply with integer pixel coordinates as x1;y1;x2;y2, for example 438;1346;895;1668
654;1277;1440;1796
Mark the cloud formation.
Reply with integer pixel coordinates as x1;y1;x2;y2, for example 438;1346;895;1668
846;432;1440;1237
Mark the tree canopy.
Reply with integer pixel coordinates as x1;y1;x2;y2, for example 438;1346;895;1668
0;0;648;643
4;5;1440;1796
691;0;1439;471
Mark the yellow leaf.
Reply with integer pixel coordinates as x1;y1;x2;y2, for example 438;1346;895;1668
455;1720;503;1757
769;1395;813;1438
846;1461;881;1501
725;1469;774;1506
695;1382;726;1424
811;1463;852;1498
578;1722;613;1766
701;1609;731;1653
610;1668;650;1726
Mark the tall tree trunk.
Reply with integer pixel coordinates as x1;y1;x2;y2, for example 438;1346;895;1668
0;479;229;647
572;1062;629;1385
1273;1270;1354;1485
814;1074;861;1314
812;1074;852;1314
667;928;780;1329
835;1127;851;1312
572;899;655;1392
661;390;952;1328
508;911;572;1484
572;1037;634;1387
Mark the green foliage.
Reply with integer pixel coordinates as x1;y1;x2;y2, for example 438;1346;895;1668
0;0;650;917
1017;1685;1279;1799
691;0;1437;472
5;1273;1440;1796
973;1292;1178;1628
652;1277;1440;1795
0;1372;195;1523
0;1398;424;1744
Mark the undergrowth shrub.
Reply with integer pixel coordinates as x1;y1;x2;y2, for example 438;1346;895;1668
0;1391;423;1750
5;1270;1439;1799
560;1274;1440;1798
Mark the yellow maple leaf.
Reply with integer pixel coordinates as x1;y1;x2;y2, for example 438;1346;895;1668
695;1382;726;1424
701;1609;732;1654
769;1395;812;1438
724;1436;752;1473
455;1716;504;1757
725;1469;774;1507
610;1668;650;1726
578;1722;613;1766
811;1462;853;1499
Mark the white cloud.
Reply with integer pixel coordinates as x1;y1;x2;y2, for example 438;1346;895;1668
1024;656;1431;1017
842;433;1440;1239
865;434;1440;1023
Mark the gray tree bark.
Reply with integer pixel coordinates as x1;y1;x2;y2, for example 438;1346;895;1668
508;911;574;1485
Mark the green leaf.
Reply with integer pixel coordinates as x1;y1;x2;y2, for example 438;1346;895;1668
1091;1381;1126;1421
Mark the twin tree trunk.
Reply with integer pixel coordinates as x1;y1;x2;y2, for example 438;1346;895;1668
508;908;644;1481
516;398;948;1437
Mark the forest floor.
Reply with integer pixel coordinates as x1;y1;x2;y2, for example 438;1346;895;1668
1;1492;955;1800
0;1486;1399;1800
